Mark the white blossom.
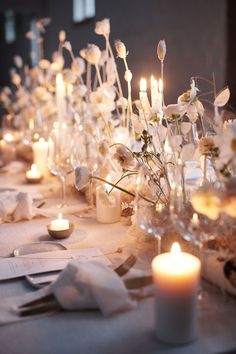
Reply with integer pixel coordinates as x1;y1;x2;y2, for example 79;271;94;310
114;40;127;59
157;40;166;61
95;18;110;37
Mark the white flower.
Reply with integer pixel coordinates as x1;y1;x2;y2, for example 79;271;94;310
90;83;116;116
59;30;66;42
164;104;186;120
132;114;144;135
39;59;50;70
75;166;91;191
94;18;110;37
116;97;128;109
63;69;77;84
34;86;51;101
14;55;23;68
124;70;132;82
74;85;87;97
81;44;101;65
11;73;21;86
157;40;166;61
114;40;127;59
215;120;236;166
113;145;136;170
71;57;85;76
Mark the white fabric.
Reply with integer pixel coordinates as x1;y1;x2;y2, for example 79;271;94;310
0;260;135;325
0;191;33;223
51;261;135;315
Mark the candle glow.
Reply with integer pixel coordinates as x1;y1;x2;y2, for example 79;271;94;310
50;213;70;231
140;78;147;92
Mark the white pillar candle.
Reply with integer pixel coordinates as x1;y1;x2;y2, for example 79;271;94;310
26;164;42;181
56;73;66;128
96;179;121;224
150;76;159;111
50;213;69;231
152;242;201;344
32;138;49;177
139;78;151;113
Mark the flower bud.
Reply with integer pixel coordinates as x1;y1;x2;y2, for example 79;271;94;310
59;30;66;42
124;70;132;82
114;40;127;59
83;44;101;65
157;40;166;61
95;18;110;37
14;55;23;68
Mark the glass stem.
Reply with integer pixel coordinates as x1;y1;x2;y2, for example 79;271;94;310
60;175;66;207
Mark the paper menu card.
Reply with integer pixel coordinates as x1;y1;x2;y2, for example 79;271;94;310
0;248;111;281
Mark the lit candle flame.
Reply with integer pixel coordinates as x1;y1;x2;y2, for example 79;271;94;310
151;75;158;89
171;242;181;256
140;78;147;92
31;164;38;172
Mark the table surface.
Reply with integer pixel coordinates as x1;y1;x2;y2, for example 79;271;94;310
0;172;236;354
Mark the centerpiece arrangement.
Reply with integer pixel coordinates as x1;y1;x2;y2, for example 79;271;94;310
0;17;236;297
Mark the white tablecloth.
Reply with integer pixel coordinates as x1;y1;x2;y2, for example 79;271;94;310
0;172;236;354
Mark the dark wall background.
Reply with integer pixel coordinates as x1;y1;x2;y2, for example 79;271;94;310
0;0;234;107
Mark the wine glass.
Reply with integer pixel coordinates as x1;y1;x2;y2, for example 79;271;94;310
135;166;169;254
48;123;74;207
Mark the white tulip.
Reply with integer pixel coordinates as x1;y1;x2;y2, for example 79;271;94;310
124;70;132;82
95;18;110;37
14;55;23;68
114;40;127;59
59;30;66;42
157;40;166;61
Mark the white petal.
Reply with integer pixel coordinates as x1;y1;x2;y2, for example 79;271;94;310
214;87;230;107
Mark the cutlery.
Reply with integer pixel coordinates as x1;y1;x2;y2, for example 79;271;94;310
19;254;138;314
25;254;137;289
17;274;153;317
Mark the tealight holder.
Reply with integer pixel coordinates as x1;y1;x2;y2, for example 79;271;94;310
47;223;74;239
26;175;43;184
26;164;43;184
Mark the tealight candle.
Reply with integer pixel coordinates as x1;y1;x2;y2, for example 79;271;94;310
50;213;69;231
26;164;42;183
152;242;201;344
32;138;49;177
96;176;121;224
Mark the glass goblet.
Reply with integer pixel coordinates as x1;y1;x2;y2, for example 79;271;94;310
48;124;74;207
135;167;169;255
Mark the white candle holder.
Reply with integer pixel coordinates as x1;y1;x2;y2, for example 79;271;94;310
47;222;74;239
96;185;121;224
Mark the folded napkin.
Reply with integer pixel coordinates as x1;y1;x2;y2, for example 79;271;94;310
0;191;33;223
51;261;135;316
0;190;90;223
0;261;136;325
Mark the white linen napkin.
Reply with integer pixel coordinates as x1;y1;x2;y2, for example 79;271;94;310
51;261;135;316
0;190;90;223
0;260;136;325
0;191;33;223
